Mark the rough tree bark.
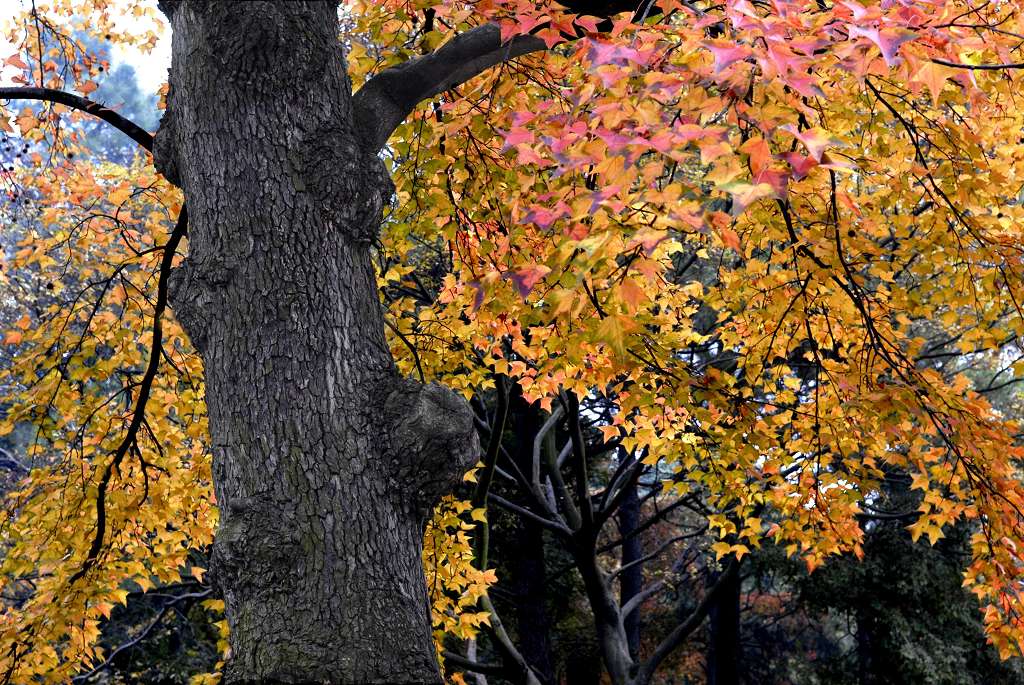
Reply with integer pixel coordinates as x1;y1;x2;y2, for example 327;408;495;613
154;2;478;682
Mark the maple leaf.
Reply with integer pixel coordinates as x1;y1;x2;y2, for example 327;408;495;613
722;181;777;216
617;277;648;313
782;151;819;180
4;53;28;69
740;136;772;176
596;314;637;355
505;265;551;298
704;40;753;74
779;125;841;163
848;25;917;67
913;61;953;109
15;109;38;135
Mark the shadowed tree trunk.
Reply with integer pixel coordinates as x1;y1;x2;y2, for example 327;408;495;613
153;2;478;682
707;560;741;685
618;477;642;661
506;396;557;684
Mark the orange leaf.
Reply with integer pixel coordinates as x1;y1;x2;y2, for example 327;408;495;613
914;62;952;109
15;110;38;135
4;54;28;70
617;278;648;313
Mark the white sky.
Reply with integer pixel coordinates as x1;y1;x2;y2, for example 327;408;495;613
0;0;171;96
111;26;171;94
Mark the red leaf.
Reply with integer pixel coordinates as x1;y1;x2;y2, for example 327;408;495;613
782;152;819;180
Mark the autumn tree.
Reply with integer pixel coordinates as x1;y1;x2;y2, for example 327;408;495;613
4;0;1024;684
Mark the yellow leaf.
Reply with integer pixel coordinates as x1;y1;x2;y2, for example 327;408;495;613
108;185;133;206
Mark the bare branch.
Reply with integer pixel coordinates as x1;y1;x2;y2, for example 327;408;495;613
621;579;665;619
931;57;1024;70
0;87;153;151
0;447;27;473
491;493;572;535
441;650;507;677
532;405;563;493
480;595;544;685
634;559;741;685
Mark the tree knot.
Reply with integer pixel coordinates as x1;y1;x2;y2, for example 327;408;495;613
382;379;479;515
295;124;394;244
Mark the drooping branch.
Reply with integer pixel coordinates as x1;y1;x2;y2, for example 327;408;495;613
70;587;211;683
69;206;188;585
0;88;185;589
0;86;154;151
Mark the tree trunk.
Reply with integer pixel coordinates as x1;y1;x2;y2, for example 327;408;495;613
706;561;741;685
507;396;556;684
154;2;478;682
618;476;642;661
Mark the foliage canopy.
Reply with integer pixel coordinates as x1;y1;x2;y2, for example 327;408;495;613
2;0;1024;681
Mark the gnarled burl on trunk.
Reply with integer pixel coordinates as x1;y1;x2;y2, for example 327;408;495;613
154;1;478;682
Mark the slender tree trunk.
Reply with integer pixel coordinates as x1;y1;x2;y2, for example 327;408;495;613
506;395;556;683
706;561;741;685
154;2;477;682
508;519;555;683
856;610;877;685
618;478;642;661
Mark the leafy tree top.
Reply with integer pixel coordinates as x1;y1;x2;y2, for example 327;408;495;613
0;0;1023;680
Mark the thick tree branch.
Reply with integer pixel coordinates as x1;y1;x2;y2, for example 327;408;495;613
440;651;507;677
352;0;678;151
353;25;545;152
480;595;544;685
0;87;153;151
